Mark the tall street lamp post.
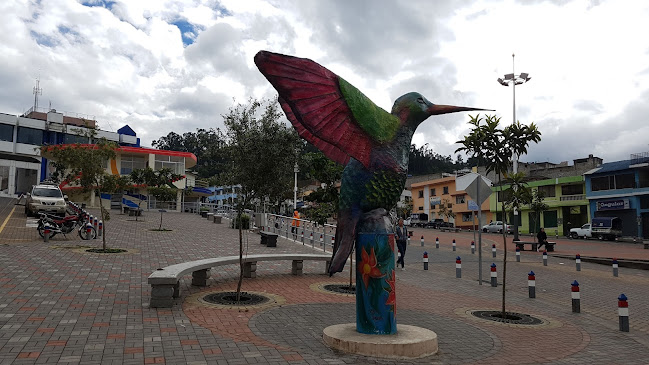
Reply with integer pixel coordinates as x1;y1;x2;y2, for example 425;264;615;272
497;53;531;241
293;161;299;210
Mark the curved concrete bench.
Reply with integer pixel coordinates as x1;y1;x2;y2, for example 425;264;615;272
148;254;332;308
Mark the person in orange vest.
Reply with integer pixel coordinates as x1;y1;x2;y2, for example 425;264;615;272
291;210;300;234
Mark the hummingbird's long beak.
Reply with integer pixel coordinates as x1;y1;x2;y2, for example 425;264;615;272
427;104;494;115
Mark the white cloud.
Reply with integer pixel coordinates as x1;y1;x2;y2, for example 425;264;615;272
0;0;647;166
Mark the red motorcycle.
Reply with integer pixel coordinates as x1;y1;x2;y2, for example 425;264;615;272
37;212;96;240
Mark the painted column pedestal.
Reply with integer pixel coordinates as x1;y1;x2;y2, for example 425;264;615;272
355;233;397;335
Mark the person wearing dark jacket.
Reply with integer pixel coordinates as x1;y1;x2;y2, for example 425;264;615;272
395;218;408;270
537;227;548;251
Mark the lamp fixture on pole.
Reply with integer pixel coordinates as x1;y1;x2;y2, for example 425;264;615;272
497;53;531;241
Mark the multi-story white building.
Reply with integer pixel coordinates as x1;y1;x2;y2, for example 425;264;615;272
0;107;201;212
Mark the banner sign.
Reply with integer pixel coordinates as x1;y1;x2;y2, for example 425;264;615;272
597;199;630;211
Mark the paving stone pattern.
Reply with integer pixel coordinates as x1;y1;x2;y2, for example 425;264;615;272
1;197;649;364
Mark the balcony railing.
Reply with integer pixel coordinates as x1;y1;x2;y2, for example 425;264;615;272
560;195;586;201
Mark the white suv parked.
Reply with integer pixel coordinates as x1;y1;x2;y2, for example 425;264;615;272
482;221;513;234
25;184;67;217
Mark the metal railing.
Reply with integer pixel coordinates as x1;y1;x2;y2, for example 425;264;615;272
560;195;586;201
265;214;337;253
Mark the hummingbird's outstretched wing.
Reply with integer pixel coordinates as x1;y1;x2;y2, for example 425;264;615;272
254;50;400;169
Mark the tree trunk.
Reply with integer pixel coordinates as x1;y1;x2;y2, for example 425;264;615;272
236;209;244;302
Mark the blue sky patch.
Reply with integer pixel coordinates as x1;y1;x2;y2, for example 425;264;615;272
171;19;200;46
81;0;116;10
30;30;58;48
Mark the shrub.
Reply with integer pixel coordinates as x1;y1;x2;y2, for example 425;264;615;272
232;213;250;229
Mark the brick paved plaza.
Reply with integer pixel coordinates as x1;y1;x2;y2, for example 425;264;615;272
2;196;649;364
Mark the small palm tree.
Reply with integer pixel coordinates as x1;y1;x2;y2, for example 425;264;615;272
456;114;541;320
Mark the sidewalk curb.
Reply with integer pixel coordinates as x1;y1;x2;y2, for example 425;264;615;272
550;254;649;270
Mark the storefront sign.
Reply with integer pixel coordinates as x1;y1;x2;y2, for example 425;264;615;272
597;199;630;211
430;197;441;207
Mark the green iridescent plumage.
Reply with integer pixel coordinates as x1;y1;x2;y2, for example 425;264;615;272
338;78;399;144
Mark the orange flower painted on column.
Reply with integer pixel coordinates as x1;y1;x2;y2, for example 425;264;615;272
385;270;396;315
358;246;384;288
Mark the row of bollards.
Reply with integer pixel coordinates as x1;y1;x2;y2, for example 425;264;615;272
419;233;630;332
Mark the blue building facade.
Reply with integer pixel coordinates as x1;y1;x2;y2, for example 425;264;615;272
585;154;649;238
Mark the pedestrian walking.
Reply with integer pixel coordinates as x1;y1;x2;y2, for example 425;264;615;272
537;227;548;251
396;218;408;271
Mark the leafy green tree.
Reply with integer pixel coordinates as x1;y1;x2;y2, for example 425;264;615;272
220;98;302;300
301;151;343;225
130;167;183;228
456;114;541;320
408;144;465;175
529;189;549;239
437;198;456;223
503;172;533;234
152;128;227;179
41;131;130;251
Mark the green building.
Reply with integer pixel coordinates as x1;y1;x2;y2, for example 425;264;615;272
487;155;603;237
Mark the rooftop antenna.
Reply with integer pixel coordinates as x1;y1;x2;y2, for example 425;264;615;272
33;77;42;111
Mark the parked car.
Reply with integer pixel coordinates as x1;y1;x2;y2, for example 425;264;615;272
425;218;445;229
591;217;622;241
439;221;454;228
569;223;592;239
403;218;412;226
25;184;67;217
409;213;429;227
482;221;512;234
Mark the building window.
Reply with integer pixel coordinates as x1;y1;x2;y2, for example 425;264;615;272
497;189;513;202
543;210;558;228
592;173;636;191
121;156;147;175
443;186;449;194
0;123;13;142
462;213;471;222
537;185;555;197
615;173;635;189
561;184;583;195
591;176;611;191
154;155;183;174
430;188;436;196
16;127;43;145
455;195;466;204
418;206;423;211
64;133;88;144
418;190;423;198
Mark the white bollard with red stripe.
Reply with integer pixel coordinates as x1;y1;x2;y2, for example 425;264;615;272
452;239;456;251
490;263;497;287
420;235;424;247
618;294;629;332
528;271;536;298
571;280;580;313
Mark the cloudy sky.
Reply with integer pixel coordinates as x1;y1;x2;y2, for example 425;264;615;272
2;0;649;165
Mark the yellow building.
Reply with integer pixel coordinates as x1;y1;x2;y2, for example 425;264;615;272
411;174;493;229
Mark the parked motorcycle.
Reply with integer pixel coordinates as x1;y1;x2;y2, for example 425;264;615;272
37;212;96;240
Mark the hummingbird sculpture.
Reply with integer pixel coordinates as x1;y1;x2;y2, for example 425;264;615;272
255;51;489;275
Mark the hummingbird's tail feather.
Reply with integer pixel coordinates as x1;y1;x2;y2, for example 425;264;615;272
328;209;360;275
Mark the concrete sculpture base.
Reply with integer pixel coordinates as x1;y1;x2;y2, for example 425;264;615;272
323;323;438;359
